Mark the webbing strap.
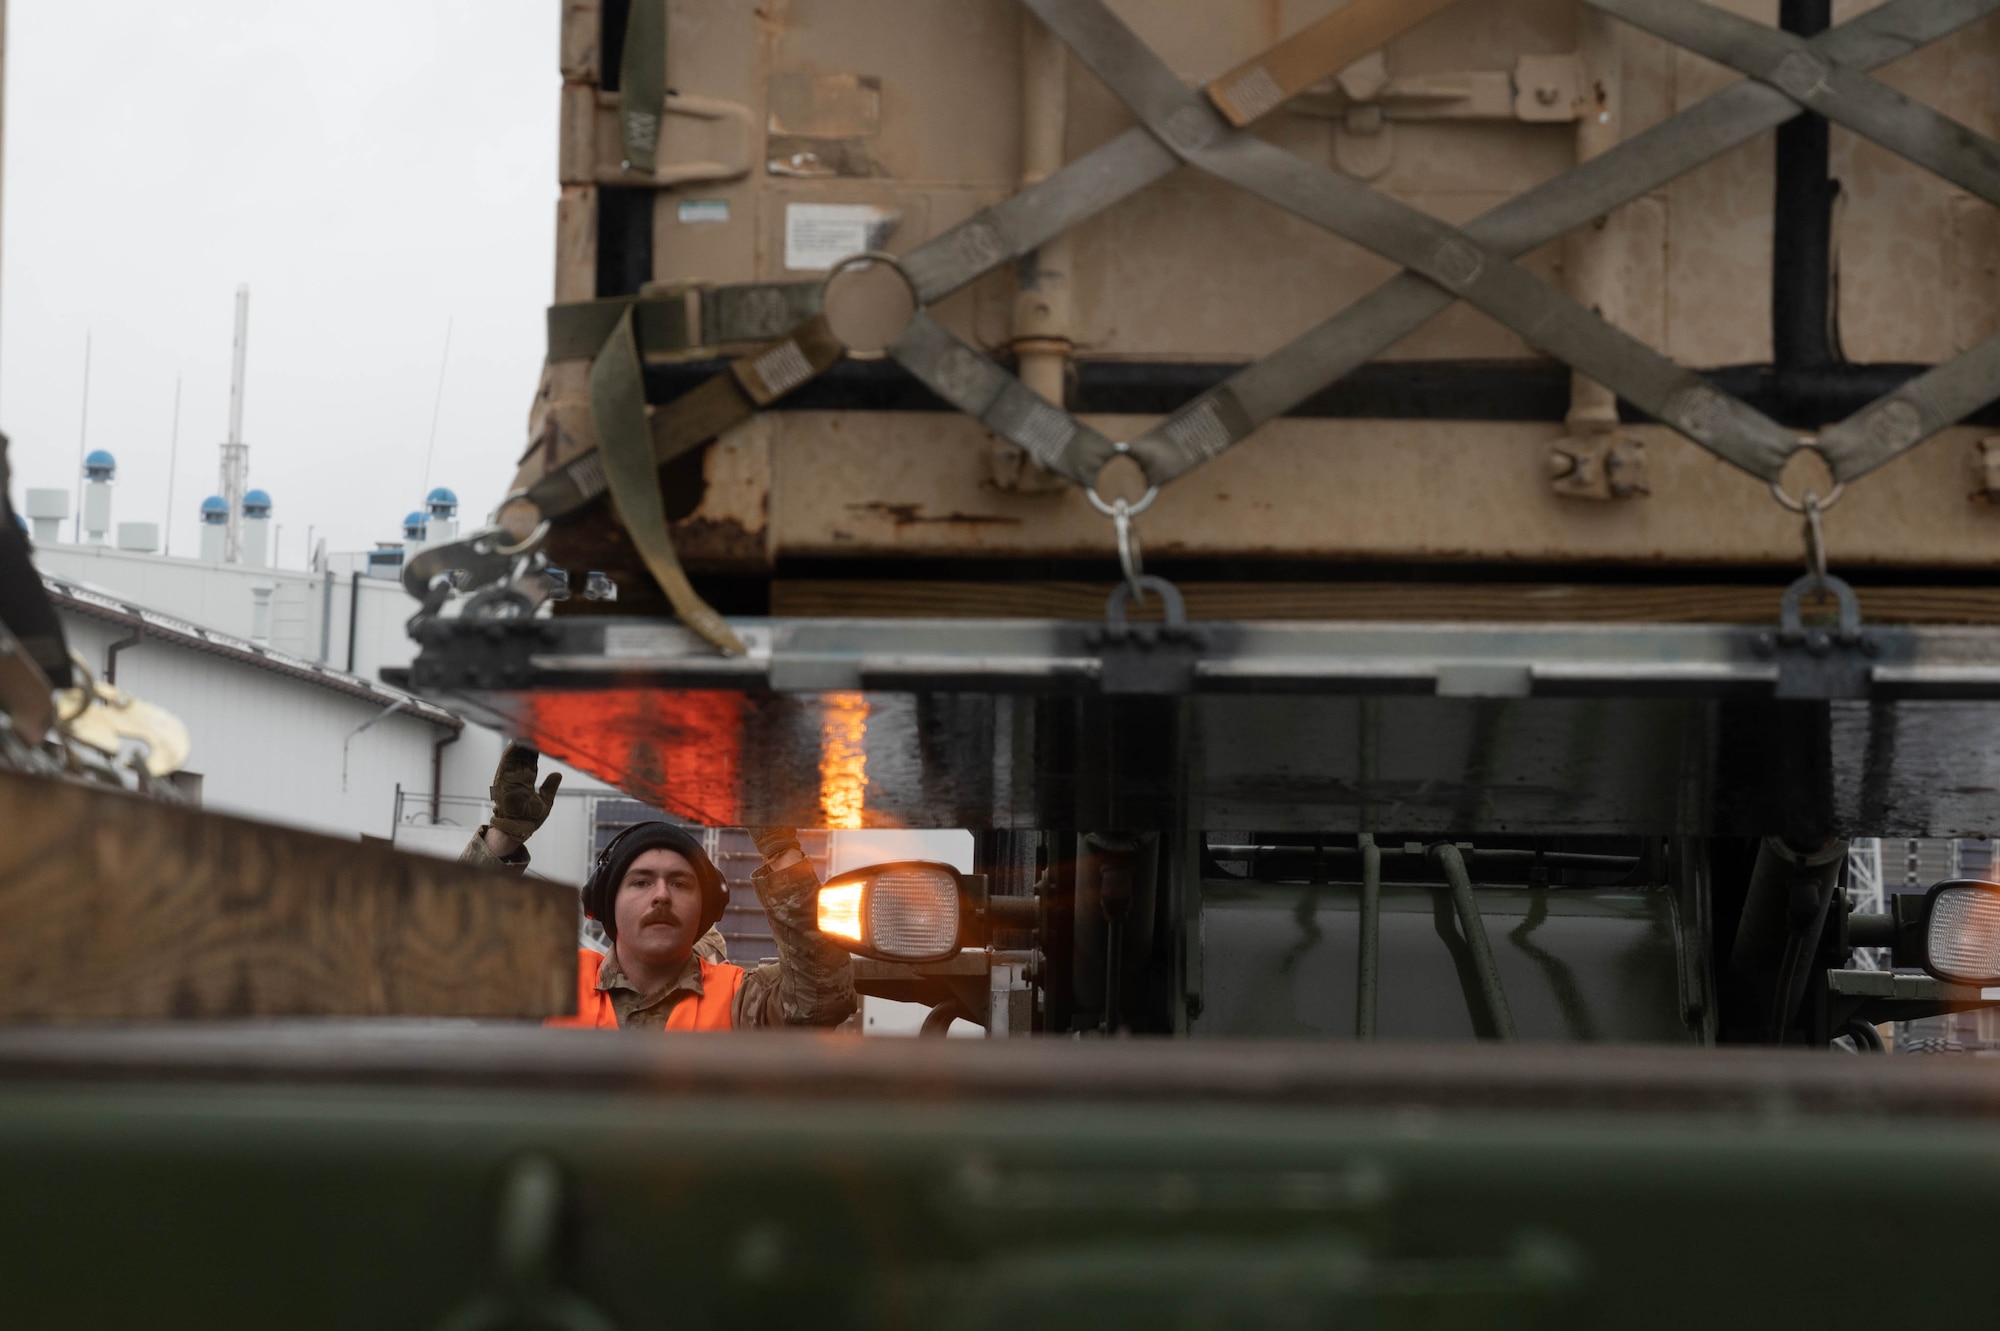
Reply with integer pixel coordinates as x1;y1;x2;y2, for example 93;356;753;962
900;127;1180;306
889;313;1119;486
618;0;669;174
547;283;822;362
1821;330;2000;481
528;315;843;522
1027;0;1801;482
1207;0;1463;126
590;308;746;655
889;2;1471;308
1588;0;2000;210
1109;0;1996;484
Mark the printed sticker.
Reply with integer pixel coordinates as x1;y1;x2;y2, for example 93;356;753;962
784;202;898;270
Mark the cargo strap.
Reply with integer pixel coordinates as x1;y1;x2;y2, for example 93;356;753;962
1030;0;1815;484
877;4;1461;483
872;0;1993;496
888;311;1120;486
546;282;822;362
527;312;843;523
1207;0;1464;126
1588;0;2000;211
1124;0;1998;487
1581;0;2000;483
590;307;746;655
527;314;843;653
618;0;669;173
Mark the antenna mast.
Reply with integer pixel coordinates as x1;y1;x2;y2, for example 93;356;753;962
220;285;250;564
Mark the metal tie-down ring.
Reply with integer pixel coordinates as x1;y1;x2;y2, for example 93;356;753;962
822;250;917;363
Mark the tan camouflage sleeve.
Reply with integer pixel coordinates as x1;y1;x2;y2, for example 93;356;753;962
731;857;857;1029
458;827;531;873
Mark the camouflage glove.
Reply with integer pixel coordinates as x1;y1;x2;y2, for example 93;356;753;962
488;743;562;843
751;826;803;865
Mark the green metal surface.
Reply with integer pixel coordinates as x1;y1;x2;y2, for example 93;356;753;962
3;1029;2000;1328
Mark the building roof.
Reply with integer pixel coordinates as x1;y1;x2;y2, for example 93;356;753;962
84;449;116;468
426;486;458;506
42;574;460;731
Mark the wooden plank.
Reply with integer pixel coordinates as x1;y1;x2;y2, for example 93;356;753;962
0;769;576;1021
771;580;2000;626
560;0;601;84
555;185;597;305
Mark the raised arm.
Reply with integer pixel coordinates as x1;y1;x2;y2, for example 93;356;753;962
732;827;858;1028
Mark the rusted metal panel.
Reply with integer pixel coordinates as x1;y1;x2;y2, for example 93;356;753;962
753;414;2000;567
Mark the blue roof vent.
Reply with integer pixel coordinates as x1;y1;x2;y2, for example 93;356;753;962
242;489;272;518
425;486;458;518
83;449;116;480
199;495;229;525
403;510;428;540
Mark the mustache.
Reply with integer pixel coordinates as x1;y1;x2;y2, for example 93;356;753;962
638;904;684;928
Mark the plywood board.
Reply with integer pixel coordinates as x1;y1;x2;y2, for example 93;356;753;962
0;770;576;1021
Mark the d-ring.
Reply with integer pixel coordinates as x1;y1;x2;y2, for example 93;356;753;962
1084;485;1159;520
823;250;917;363
1768;439;1845;513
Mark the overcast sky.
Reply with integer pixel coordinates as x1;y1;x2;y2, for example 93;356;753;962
1;0;555;564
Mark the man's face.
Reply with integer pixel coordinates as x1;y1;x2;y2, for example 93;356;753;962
612;848;705;971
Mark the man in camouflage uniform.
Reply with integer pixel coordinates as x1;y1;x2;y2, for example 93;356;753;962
462;743;855;1030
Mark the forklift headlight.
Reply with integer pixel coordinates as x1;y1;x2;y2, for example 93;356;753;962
816;861;964;964
1924;880;2000;984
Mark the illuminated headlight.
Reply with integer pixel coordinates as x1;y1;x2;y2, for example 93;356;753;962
1926;881;2000;983
817;861;964;963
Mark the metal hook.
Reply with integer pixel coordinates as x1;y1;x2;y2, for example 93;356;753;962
1802;492;1829;592
1085;481;1159;602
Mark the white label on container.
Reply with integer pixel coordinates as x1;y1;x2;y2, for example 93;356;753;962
784;203;892;270
678;198;730;224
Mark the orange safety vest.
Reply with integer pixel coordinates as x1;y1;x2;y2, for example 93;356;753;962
545;948;743;1031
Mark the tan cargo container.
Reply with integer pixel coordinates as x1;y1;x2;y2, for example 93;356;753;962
527;0;2000;623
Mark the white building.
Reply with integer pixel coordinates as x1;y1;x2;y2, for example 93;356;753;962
30;522;614;886
28;494;976;1033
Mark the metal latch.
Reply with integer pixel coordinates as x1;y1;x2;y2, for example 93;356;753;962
1754;573;1878;700
1089;576;1208;695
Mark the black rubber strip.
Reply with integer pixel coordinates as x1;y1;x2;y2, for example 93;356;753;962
643;357;2000;429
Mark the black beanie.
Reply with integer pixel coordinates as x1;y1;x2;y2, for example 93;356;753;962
583;823;728;941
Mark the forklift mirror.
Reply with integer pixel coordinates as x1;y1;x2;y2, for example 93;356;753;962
1923;880;2000;984
816;861;966;964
